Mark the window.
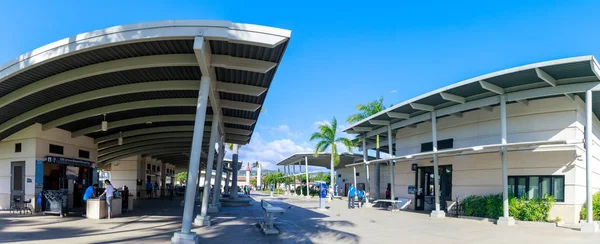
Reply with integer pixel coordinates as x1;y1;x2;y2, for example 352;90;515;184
508;176;564;202
79;150;90;159
152;165;156;171
355;172;360;176
15;143;22;153
147;164;151;170
338;174;342;178
420;139;454;152
49;144;64;155
157;166;161;172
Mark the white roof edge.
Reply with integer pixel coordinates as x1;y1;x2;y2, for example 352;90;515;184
275;152;366;166
0;19;291;80
344;55;596;132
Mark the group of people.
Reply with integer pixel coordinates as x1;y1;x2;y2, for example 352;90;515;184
145;181;160;199
346;183;366;209
243;185;251;195
82;180;116;219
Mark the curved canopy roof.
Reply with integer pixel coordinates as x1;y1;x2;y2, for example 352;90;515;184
0;20;291;166
345;56;600;153
276;153;375;169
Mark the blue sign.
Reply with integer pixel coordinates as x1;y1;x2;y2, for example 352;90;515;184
46;156;96;168
35;160;44;187
320;183;327;198
270;185;274;192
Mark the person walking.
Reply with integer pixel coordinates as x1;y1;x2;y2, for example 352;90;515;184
153;181;159;198
348;183;356;209
357;188;365;208
146;181;153;199
98;180;115;219
82;184;98;217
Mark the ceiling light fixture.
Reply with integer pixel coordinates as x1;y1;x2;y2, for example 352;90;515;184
118;131;123;146
101;114;108;131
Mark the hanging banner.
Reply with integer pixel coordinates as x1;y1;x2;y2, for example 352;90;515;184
45;156;96;168
35;160;44;187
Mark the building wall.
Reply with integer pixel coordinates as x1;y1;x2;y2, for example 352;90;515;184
110;156;140;199
337;163;390;197
0;123;97;210
374;96;600;223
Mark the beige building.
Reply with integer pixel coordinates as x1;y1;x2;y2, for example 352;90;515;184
343;56;600;230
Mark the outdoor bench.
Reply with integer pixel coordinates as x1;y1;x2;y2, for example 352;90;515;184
260;199;285;234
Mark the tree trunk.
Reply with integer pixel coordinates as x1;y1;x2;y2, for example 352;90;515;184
330;152;335;198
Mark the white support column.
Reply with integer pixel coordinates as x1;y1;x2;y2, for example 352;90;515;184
293;162;297;195
430;110;445;218
353;166;357;188
173;76;210;244
305;156;310;199
362;135;370;205
229;145;239;199
210;140;225;210
497;95;514;225
195;114;219;225
582;90;599;232
387;125;395;201
224;170;230;195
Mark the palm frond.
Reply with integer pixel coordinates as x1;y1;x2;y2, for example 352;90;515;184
336;137;355;154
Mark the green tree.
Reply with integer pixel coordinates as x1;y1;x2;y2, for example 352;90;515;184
250;178;257;188
175;172;188;185
309;117;354;196
346;97;386;124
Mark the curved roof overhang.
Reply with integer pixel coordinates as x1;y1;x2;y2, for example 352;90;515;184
344;56;600;153
0;20;291;167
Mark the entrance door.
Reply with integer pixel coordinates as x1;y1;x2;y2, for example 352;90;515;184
414;165;452;211
11;162;25;202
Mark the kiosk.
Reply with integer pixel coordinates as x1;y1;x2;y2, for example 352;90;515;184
319;182;327;210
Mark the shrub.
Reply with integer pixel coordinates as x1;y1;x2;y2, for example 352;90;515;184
580;192;600;221
462;193;554;222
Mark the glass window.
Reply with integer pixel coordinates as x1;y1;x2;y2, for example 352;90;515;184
553;177;564;201
49;144;64;155
79;150;90;159
528;177;539;199
517;177;527;198
13;165;23;191
508;177;515;197
541;177;552;197
15;143;22;153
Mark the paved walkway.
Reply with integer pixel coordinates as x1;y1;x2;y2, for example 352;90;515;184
1;194;599;243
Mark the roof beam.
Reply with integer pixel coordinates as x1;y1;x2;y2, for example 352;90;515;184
99;138;194;157
517;99;529;106
0;80;201;136
193;36;224;137
386;112;410;119
216;82;267;96
222;116;256;126
479;80;505;94
42;98;197;131
99;143;192;162
72;114;197;138
440;92;466;104
220;100;261;111
224;127;252;136
535;68;557;87
410;103;434;112
368;120;390;125
353;127;372;132
99;132;193;150
0;54;197;109
226;134;250;142
211;55;277;73
564;93;575;101
481;106;493;112
452;112;463;118
103;147;192;164
95;125;199;144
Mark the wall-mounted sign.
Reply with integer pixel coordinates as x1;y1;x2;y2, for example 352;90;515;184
35;160;44;187
408;185;416;194
411;163;418;171
46;156;96;168
27;178;32;183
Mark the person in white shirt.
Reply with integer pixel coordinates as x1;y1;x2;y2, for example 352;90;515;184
99;180;115;219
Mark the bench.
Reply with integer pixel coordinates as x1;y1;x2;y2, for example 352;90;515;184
372;198;411;212
260;199;286;234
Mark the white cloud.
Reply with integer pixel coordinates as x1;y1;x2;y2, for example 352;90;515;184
269;124;300;138
227;132;313;170
314;120;331;127
390;89;397;93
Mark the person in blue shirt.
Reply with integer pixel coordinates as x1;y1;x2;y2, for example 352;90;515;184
146;181;153;199
357;188;365;208
348;183;356;209
82;184;98;217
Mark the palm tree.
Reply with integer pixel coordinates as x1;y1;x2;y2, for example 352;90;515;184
309;117;354;197
346;97;386;124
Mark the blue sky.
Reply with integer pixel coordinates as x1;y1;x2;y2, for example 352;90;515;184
1;1;599;169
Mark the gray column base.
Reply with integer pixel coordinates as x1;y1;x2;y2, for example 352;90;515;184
207;206;219;213
171;231;199;244
497;216;515;226
581;222;599;232
194;215;211;226
430;210;446;218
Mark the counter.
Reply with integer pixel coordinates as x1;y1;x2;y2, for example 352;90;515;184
86;198;122;219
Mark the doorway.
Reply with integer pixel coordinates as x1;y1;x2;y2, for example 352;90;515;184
415;165;452;211
11;162;25;202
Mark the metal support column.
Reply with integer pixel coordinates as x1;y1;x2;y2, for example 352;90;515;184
305;156;310;198
210;140;225;209
362;135;370;204
375;148;381;200
430;110;445;218
195;115;219;225
173;76;210;243
229;144;239;199
582;90;599;232
387;125;395;201
497;95;514;225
